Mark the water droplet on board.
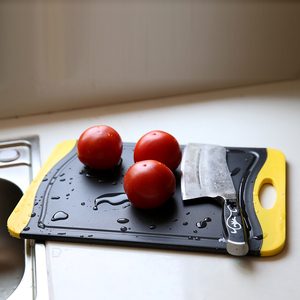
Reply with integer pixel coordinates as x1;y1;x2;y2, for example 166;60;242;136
23;227;30;231
43;178;48;182
149;225;156;230
120;226;127;232
38;222;45;229
204;217;212;222
51;211;69;221
30;212;36;217
117;218;129;224
79;170;85;175
231;167;241;176
81;202;85;206
60;178;66;182
51;195;60;200
196;222;205;228
186;212;190;215
60;173;65;177
93;192;129;210
253;235;263;240
183;222;188;226
172;219;178;222
188;236;193;240
196;217;212;229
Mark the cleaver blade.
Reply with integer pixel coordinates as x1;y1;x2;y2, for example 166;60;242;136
181;143;249;256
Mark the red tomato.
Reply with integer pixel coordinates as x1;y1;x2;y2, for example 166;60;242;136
123;160;176;209
77;125;122;170
134;130;182;171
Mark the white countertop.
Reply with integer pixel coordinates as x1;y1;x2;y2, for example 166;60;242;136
1;80;300;300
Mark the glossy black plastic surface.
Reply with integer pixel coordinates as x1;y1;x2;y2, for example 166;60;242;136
22;143;267;256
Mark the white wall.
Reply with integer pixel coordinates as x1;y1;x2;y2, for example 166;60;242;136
1;0;300;119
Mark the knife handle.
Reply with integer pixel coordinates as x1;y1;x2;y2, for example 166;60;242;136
222;198;249;256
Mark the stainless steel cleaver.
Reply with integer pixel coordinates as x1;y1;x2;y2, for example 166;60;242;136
181;143;249;256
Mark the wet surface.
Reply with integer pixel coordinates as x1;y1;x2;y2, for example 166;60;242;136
22;143;267;255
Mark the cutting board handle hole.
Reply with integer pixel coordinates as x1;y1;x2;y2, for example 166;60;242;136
259;183;277;209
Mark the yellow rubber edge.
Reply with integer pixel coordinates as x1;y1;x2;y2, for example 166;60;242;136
253;148;286;256
7;140;77;239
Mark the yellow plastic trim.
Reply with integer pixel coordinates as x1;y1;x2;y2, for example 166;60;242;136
253;148;286;256
7;140;77;238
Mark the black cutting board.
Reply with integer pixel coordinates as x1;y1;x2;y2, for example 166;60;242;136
14;142;272;256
